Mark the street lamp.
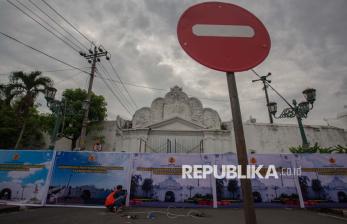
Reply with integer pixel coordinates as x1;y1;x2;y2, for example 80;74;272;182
267;102;277;115
303;88;316;104
44;87;57;102
45;87;63;150
267;88;317;148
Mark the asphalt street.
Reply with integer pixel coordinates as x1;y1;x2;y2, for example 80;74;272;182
0;207;346;224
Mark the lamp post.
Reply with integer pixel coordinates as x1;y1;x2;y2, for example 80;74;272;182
267;88;316;148
44;87;63;150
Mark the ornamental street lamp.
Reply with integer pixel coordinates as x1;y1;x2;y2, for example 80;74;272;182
267;88;316;148
44;87;57;102
44;87;63;150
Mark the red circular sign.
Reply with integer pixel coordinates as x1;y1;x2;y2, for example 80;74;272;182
177;2;271;72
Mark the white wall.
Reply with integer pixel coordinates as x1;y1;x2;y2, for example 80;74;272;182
51;121;347;153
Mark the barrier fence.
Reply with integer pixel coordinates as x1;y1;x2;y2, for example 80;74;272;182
0;150;346;208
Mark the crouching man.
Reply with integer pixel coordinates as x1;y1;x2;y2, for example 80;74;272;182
105;185;127;213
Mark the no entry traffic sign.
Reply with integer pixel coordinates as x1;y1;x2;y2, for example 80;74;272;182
177;2;271;72
177;2;272;223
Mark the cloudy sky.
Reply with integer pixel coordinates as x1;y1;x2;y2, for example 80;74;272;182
0;0;346;125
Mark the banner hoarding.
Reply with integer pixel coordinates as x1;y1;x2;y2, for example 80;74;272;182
0;150;54;205
130;153;214;207
46;151;131;207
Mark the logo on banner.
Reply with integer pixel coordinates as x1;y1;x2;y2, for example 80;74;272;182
250;157;257;164
88;154;96;161
12;153;20;161
168;157;176;164
329;157;336;164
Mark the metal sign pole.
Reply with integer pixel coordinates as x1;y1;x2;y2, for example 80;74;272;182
226;72;257;224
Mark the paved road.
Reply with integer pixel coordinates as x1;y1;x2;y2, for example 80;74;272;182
0;207;346;224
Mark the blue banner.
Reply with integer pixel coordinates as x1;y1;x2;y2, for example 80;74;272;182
1;150;346;208
294;154;347;208
46;151;131;207
0;150;54;205
130;153;215;207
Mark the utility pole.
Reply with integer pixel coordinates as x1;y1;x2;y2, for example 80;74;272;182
78;46;110;150
252;72;273;124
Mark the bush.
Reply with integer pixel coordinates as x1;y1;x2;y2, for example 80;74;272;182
289;143;347;154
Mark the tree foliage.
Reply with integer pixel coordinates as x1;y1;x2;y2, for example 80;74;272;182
59;88;107;149
0;71;53;149
289;143;347;154
0;102;52;149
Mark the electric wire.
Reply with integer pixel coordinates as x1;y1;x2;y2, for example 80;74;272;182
250;69;293;108
94;75;229;103
0;31;89;75
16;0;83;51
96;70;133;116
107;60;138;108
41;67;90;73
54;71;84;85
3;1;226;105
28;0;89;51
36;0;140;109
7;0;80;53
98;62;136;112
40;0;95;47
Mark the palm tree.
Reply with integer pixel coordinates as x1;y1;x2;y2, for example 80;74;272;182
0;84;20;106
7;71;53;149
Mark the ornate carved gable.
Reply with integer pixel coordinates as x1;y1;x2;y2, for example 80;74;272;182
132;86;221;129
147;116;206;130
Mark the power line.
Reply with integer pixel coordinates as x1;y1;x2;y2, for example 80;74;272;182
28;0;89;51
250;69;293;108
98;62;136;111
40;0;94;46
94;75;230;103
7;0;80;53
0;67;89;77
0;31;89;74
94;75;166;91
107;60;138;108
41;67;90;73
98;63;136;111
96;70;133;116
14;0;82;52
55;71;84;85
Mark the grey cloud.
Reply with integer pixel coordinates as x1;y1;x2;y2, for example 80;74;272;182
0;0;346;124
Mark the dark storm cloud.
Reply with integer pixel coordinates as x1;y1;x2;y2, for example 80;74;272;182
0;0;346;123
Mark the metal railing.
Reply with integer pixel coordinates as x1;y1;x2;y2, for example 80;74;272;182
139;138;204;153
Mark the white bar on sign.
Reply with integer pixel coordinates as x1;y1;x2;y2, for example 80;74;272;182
192;24;255;38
